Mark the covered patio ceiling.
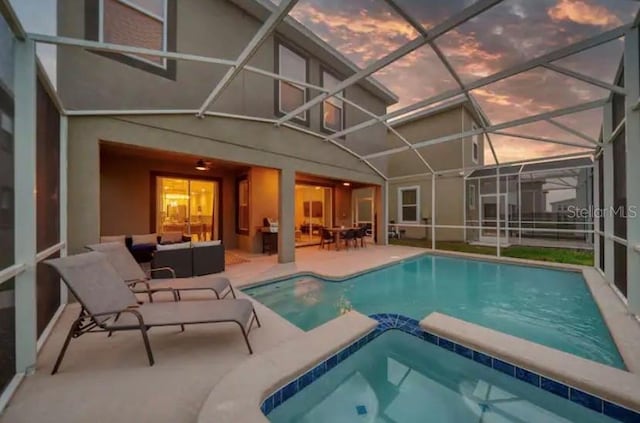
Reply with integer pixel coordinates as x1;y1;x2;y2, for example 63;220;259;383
14;0;640;179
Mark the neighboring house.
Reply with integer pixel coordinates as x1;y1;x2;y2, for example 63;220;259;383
521;181;547;215
550;198;577;213
57;0;399;260
386;97;485;241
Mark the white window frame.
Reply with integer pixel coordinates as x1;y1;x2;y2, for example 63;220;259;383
468;183;476;210
277;44;307;121
472;123;479;164
98;0;168;69
397;186;420;224
321;71;343;133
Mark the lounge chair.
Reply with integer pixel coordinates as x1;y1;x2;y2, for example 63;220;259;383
86;242;235;302
45;252;260;374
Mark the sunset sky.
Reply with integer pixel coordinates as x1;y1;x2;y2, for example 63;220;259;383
11;0;639;164
285;0;637;162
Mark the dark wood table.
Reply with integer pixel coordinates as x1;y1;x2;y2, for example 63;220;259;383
325;227;360;251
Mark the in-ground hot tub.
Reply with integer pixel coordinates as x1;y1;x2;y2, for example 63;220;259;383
262;316;639;423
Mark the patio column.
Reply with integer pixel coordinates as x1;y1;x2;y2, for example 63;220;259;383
602;101;615;285
375;183;388;245
14;38;38;374
624;27;640;314
278;168;295;263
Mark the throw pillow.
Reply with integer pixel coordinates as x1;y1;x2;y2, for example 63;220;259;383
156;241;191;251
161;231;183;244
132;233;158;246
191;240;222;248
100;235;126;244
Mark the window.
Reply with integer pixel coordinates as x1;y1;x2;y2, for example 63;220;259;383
322;71;343;132
468;184;476;210
236;177;249;235
1;112;12;135
472;124;479;164
87;0;176;78
100;0;167;67
398;186;419;223
277;44;307;122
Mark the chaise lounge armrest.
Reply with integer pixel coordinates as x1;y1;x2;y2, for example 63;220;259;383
147;266;176;279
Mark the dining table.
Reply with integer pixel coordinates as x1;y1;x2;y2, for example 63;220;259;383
325;227;361;251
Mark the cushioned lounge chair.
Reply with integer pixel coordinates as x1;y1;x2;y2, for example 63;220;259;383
86;242;235;302
45;252;260;374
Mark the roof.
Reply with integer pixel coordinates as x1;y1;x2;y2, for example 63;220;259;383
228;0;399;106
467;157;593;179
550;197;577;205
389;97;484;128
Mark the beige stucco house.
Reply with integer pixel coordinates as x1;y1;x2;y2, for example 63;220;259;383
58;0;399;262
385;97;485;241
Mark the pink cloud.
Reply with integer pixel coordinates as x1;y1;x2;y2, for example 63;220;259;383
548;0;622;27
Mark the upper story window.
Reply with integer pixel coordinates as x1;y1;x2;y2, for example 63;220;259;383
277;44;308;123
472;123;479;164
398;186;420;224
86;0;176;79
100;0;167;68
322;71;344;133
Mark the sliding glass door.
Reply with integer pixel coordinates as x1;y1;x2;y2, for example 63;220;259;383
295;185;332;246
155;176;219;241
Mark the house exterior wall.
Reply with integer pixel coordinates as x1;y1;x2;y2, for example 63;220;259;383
386;105;483;242
388;174;465;241
237;166;279;253
387;108;467;174
57;0;391;146
462;107;485;169
66;114;384;254
99;151;239;247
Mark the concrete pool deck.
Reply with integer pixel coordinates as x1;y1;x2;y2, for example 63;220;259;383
1;244;639;423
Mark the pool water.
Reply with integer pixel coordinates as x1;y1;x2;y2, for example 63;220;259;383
245;255;624;368
268;331;618;423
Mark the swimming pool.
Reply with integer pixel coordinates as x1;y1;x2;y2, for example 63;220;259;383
245;254;624;368
266;330;621;423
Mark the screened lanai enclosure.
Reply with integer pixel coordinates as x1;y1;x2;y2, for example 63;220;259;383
464;157;594;248
2;0;640;411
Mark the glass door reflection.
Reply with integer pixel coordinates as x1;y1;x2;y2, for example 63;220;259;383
295;185;332;247
156;176;219;241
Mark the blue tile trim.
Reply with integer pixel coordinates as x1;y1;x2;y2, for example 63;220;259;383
493;358;515;377
570;388;603;413
259;313;640;423
515;367;540;387
541;377;569;399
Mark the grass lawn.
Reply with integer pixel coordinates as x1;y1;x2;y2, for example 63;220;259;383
390;238;594;266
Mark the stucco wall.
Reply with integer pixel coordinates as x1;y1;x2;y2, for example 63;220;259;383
57;0;392;145
388;175;465;242
66;114;384;254
99;151;238;247
236;166;279;253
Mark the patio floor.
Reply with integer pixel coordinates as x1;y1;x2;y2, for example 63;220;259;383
0;244;424;423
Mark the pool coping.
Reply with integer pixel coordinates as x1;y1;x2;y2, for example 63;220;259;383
241;249;640;373
197;311;378;423
238;248;587;292
197;311;640;423
582;268;640;373
421;312;640;418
